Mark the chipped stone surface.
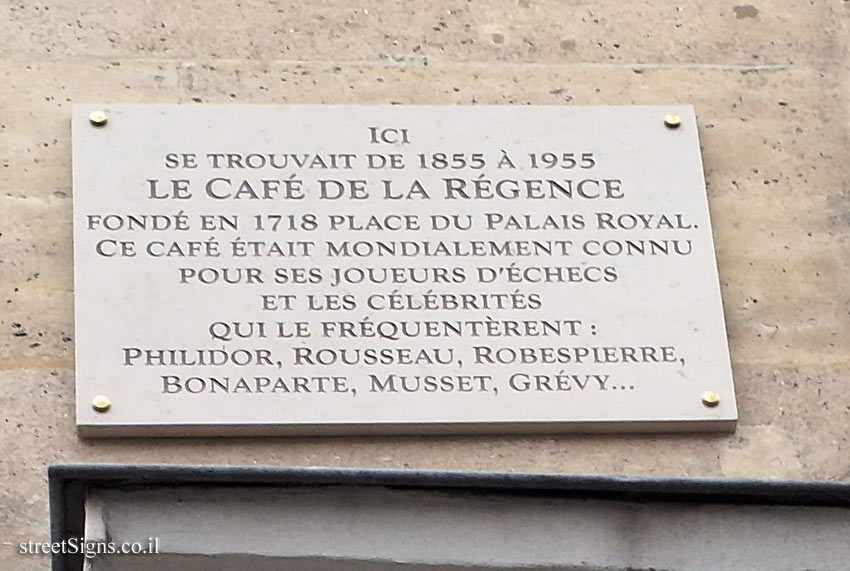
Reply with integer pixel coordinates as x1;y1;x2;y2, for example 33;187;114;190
1;1;849;568
1;1;846;66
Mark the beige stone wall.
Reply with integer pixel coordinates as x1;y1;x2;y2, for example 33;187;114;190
1;0;849;568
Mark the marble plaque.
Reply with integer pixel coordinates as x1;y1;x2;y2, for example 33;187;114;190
72;104;736;436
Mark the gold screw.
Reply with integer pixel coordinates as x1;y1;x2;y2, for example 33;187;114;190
89;110;108;127
91;395;112;412
664;113;681;129
701;391;720;408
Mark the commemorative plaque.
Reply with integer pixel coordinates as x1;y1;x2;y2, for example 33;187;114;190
73;104;736;436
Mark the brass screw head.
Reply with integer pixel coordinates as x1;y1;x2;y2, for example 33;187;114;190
89;110;108;127
91;395;112;412
701;391;720;408
664;113;681;129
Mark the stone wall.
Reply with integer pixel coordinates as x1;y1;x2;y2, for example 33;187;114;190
1;1;849;568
